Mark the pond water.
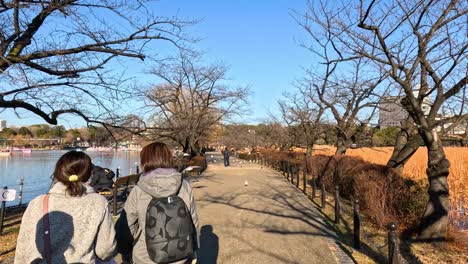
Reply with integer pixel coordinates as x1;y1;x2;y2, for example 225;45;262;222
0;151;140;207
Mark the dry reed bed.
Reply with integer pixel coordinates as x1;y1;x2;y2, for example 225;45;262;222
309;146;467;216
281;146;466;232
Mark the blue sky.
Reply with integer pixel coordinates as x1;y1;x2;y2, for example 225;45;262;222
1;0;314;128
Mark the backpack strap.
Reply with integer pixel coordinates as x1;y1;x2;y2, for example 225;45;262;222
43;194;52;264
175;177;184;196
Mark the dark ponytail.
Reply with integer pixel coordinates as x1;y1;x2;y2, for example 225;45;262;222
53;151;92;196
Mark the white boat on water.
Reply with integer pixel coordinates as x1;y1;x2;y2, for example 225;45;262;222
22;148;32;154
0;149;11;157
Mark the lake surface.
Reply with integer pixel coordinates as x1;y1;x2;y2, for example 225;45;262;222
0;150;140;207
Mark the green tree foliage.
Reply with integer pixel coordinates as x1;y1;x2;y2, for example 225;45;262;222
87;127;111;145
18;127;33;137
372;127;400;146
35;125;51;138
49;126;66;138
0;127;17;138
69;129;81;139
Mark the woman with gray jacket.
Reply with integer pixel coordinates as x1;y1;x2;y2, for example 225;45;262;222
15;151;116;264
116;142;199;264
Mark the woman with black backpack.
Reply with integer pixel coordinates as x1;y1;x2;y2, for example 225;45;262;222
116;142;199;264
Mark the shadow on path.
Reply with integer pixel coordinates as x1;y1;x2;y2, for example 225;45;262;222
198;225;219;264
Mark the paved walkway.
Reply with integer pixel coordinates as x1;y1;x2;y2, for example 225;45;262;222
193;153;351;264
3;154;351;264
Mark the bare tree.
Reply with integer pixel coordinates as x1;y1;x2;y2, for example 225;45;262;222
293;4;387;155
278;91;325;156
218;124;257;149
144;52;249;155
306;0;467;239
0;0;193;129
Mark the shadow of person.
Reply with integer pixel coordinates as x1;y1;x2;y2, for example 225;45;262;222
32;211;74;264
198;225;219;264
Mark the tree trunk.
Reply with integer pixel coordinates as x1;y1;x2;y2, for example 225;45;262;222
306;144;314;156
182;139;190;153
190;140;201;157
387;134;420;171
418;131;450;240
387;117;419;171
335;135;348;155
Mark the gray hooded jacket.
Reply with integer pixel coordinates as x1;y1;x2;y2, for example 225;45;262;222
120;168;199;264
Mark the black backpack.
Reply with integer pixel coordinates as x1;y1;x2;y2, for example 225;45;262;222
145;189;194;263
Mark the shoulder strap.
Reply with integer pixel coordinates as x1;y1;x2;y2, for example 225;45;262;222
175;178;184;196
43;194;52;264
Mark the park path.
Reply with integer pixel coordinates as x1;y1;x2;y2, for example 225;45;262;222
192;153;352;264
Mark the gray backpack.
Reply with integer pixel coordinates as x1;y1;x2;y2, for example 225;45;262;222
145;190;194;263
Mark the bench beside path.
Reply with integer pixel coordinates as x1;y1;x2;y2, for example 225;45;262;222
193;154;352;264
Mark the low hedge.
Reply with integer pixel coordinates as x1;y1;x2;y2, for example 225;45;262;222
307;154;427;230
251;149;427;231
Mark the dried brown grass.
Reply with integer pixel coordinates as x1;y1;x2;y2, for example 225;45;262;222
288;145;467;231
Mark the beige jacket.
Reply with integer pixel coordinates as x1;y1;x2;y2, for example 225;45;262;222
15;182;116;264
118;168;199;264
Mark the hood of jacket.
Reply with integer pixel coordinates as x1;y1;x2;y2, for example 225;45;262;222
49;181;95;196
137;168;182;198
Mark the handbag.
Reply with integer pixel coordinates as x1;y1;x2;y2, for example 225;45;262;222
43;194;52;264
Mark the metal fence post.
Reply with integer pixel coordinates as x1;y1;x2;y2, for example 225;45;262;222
312;177;317;198
18;177;24;206
388;222;402;264
112;185;118;216
295;165;299;188
321;181;326;209
353;199;361;249
291;165;295;185
0;186;7;234
303;167;307;194
334;186;340;224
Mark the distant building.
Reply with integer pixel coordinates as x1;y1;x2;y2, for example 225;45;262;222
0;119;6;131
379;96;408;128
436;117;467;136
379;88;432;128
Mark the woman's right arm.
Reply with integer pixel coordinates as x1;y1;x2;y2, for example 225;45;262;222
123;187;140;236
115;187;139;255
181;180;200;248
94;203;117;261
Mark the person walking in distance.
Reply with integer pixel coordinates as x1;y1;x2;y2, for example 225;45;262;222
223;147;230;167
116;142;199;264
15;151;116;264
